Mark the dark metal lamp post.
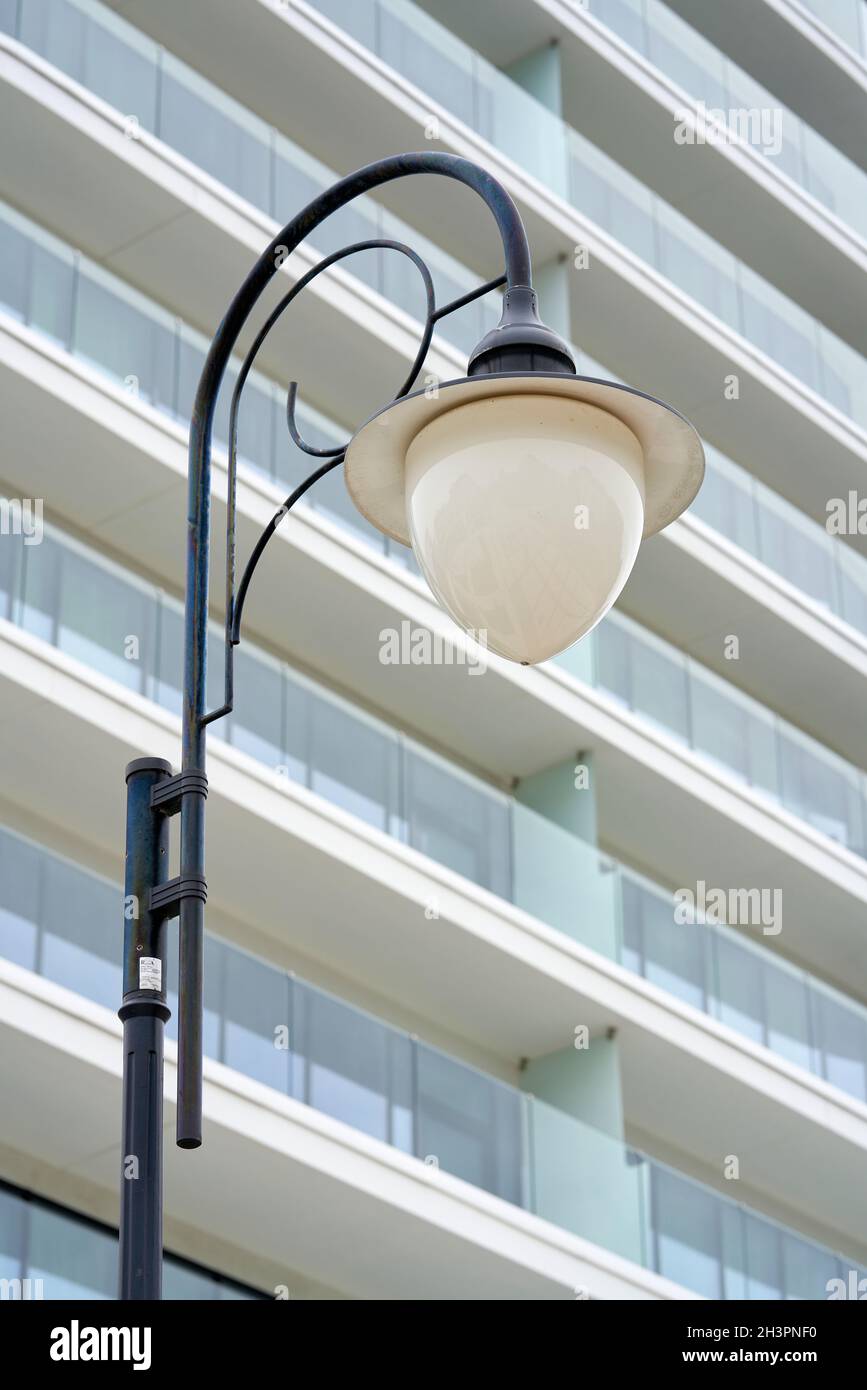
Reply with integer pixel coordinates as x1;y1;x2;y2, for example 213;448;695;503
117;150;704;1299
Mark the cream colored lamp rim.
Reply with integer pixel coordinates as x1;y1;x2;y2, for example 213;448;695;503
344;372;705;547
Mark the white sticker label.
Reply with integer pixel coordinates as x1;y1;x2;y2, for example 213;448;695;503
139;957;162;991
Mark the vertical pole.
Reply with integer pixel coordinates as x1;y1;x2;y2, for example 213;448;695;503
177;433;209;1149
118;757;172;1301
176;153;535;1153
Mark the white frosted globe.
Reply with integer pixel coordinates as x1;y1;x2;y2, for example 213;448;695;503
404;394;646;665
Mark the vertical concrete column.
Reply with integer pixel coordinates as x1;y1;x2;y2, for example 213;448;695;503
522;1033;644;1267
516;752;598;844
502;41;570;197
524;1031;624;1139
505;41;564;115
514;750;639;1260
512;753;618;959
533;256;573;342
504;43;582;361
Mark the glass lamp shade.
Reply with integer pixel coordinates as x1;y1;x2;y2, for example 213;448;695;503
404;395;645;664
345;373;704;667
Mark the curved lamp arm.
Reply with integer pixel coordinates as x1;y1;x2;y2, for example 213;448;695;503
203;236;505;728
175;151;534;1148
210;234;436;727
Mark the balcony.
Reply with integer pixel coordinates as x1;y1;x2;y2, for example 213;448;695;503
666;0;867;170
2;515;867;1103
0;0;500;361
0;1179;262;1299
799;0;867;56
3;188;867;779
620;865;867;1102
2;822;864;1300
414;0;867;353
4;332;865;1009
2;612;865;1249
578;0;867;247
0;198;422;573
6;500;867;877
5;190;867;652
292;0;867;429
559;611;867;863
4;0;867;549
0;221;865;798
692;445;867;638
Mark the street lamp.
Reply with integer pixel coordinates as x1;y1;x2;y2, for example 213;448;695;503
117;150;704;1299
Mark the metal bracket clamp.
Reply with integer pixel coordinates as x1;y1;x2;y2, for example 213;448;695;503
149;874;208;921
150;770;208;818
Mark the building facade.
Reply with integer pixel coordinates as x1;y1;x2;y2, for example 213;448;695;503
0;0;865;1300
